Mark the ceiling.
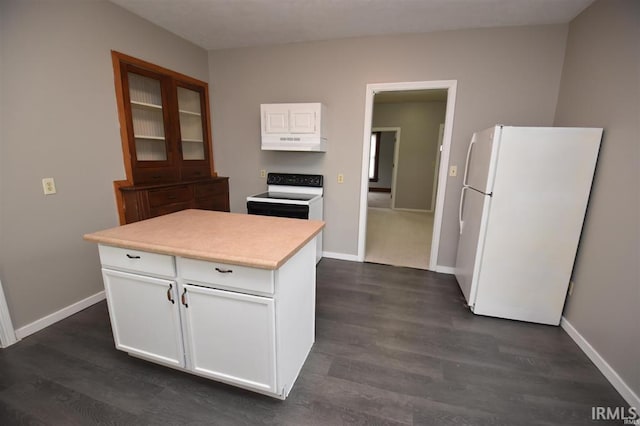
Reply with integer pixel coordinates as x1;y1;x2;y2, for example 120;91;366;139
109;0;594;51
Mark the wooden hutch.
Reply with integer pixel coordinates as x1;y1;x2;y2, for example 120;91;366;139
111;51;229;224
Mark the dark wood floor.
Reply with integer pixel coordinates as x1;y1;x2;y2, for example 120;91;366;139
0;259;627;425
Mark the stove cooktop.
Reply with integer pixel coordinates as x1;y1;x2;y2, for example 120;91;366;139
250;192;319;201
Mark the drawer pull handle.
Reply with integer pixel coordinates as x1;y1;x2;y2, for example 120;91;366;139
126;254;141;259
167;195;177;200
215;267;233;274
167;284;175;304
181;288;188;308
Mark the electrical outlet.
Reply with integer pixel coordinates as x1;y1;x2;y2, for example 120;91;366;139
449;165;458;177
260;169;266;178
42;177;57;195
337;173;344;184
568;280;575;296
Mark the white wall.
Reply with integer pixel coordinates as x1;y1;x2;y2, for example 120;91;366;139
208;25;568;265
0;0;209;328
554;0;640;403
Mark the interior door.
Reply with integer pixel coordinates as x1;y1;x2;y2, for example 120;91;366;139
455;188;490;305
181;284;277;393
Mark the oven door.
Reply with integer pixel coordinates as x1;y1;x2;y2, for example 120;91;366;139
247;201;309;219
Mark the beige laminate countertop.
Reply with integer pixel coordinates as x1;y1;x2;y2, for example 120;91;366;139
83;209;325;270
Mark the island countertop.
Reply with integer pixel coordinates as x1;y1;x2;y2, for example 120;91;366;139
83;209;325;270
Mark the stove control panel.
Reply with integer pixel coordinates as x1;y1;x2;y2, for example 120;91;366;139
267;173;323;187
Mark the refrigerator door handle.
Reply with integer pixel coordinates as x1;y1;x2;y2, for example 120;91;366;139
462;135;476;187
459;186;469;234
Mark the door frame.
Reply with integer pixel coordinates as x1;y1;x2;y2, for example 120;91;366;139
371;127;401;209
357;80;457;271
0;279;18;347
430;123;445;212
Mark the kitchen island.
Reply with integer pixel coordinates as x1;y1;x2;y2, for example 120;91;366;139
84;209;324;399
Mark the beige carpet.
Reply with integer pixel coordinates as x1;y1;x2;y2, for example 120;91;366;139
365;208;434;270
367;191;391;208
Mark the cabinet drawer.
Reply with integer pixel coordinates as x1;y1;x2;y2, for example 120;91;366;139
135;168;178;185
178;257;274;296
99;245;175;278
181;167;209;181
148;185;192;207
194;181;227;199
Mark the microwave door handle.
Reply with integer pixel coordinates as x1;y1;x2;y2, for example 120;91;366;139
462;135;476;187
459;186;468;234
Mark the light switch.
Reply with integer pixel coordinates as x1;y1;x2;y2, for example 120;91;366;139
42;177;57;195
449;166;458;177
260;169;266;178
337;173;344;184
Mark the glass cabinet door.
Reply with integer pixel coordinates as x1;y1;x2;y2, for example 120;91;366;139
127;72;168;162
177;86;205;161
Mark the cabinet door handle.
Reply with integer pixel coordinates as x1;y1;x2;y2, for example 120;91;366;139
126;254;141;259
167;284;175;304
181;288;188;308
215;267;233;274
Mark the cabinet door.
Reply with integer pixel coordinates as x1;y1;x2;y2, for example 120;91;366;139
289;107;317;134
102;269;184;368
176;82;212;181
263;105;289;134
181;284;277;393
123;65;178;184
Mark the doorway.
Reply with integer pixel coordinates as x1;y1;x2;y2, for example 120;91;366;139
368;127;400;209
358;80;457;271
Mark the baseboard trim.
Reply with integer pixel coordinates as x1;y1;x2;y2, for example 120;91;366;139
434;265;456;274
322;251;360;262
393;208;431;213
15;291;106;340
368;187;391;193
561;317;640;408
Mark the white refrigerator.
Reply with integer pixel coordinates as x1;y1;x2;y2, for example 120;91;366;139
455;125;602;325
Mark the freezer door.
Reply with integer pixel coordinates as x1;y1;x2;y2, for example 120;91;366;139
463;126;500;194
455;188;491;305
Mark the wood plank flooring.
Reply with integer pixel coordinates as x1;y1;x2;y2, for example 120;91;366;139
0;259;627;425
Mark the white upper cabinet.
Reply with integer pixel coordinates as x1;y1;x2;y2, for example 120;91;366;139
261;103;326;151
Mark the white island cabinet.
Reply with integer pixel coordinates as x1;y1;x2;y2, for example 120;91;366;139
85;210;323;399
